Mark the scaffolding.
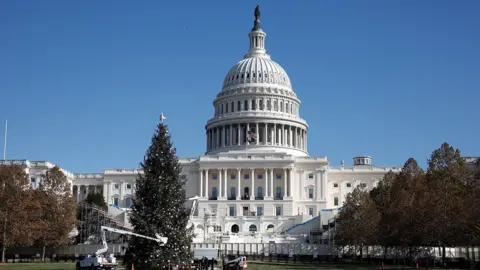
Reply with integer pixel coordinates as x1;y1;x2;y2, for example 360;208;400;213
75;202;130;245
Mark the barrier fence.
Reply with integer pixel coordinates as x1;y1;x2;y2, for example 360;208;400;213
3;243;480;267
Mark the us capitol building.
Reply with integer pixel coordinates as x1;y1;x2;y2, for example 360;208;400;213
1;7;405;243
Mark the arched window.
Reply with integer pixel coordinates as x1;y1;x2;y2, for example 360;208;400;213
249;224;257;232
231;224;239;233
251;100;256;110
225;103;229;113
237;101;241;111
231;102;234;112
259;100;264;110
276;187;282;199
280;101;283;112
257;187;263;198
212;187;217;199
267;224;274;230
231;187;236;199
244;100;248;111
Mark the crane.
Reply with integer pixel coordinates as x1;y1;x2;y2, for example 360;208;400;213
96;226;168;255
76;226;167;270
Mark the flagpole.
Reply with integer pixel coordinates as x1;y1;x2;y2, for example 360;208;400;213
3;120;7;160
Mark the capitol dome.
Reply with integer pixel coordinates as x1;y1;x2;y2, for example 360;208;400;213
222;53;293;92
205;6;309;157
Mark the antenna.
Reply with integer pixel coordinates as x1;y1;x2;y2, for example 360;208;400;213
3;120;7;160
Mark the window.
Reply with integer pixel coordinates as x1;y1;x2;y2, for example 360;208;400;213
257;207;263;216
333;183;338;188
226;103;229;113
334;197;339;206
231;187;236;199
244;174;249;179
113;197;119;207
231;102;234;112
249;224;258;232
125;198;132;208
276;174;281;179
221;104;223;114
231;224;239;233
308;207;314;216
257;174;262;179
114;184;119;189
214;226;222;232
237;101;241;111
30;177;36;183
276;206;282;216
346;183;351;188
231;174;236;180
257;187;263;198
308;174;314;179
244;100;248;110
126;184;132;189
229;206;235;216
308;188;314;199
212;174;217;180
251;100;256;110
212;187;217;199
276;187;282;199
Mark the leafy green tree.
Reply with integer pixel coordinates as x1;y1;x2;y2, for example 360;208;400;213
125;117;193;269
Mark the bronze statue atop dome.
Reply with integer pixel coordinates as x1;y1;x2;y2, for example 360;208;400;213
252;5;261;31
254;5;260;21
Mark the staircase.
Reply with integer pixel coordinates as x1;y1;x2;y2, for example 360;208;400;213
284;216;321;235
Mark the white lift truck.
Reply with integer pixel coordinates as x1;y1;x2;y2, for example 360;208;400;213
76;226;168;270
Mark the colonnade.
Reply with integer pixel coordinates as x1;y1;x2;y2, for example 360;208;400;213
206;123;307;151
72;185;103;202
198;168;294;200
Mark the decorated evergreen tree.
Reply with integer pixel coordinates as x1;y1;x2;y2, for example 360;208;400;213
125;115;193;269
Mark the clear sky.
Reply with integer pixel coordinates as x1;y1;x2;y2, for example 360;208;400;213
1;0;479;172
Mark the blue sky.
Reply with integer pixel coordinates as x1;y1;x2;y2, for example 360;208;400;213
1;0;478;172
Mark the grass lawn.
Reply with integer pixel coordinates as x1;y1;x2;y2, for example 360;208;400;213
0;263;75;270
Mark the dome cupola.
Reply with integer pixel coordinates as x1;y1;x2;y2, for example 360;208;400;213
205;6;309;157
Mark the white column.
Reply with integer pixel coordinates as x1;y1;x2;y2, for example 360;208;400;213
273;124;277;145
283;169;287;199
264;168;268;198
305;131;307;150
246;123;250;145
237;124;241;145
237;168;241;200
283;125;287;146
205;169;209;199
321;169;327;199
300;170;305;199
224;169;228;199
199;169;203;197
278;126;282;146
250;169;255;200
107;183;111;204
219;169;223;198
289;126;293;146
289;168;293;198
315;170;321;200
255;123;259;145
270;169;274;198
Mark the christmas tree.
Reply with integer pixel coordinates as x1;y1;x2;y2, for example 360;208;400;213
125;115;193;269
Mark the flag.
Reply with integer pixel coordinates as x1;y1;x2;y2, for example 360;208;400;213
246;130;257;142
